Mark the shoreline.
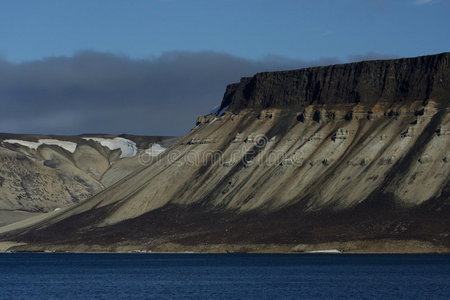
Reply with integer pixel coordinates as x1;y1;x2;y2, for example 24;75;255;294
2;239;449;254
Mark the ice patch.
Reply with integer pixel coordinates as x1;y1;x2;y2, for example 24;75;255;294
82;137;137;158
146;143;166;156
4;139;77;153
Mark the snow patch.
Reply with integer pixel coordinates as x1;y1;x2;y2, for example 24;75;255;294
204;105;229;126
216;105;229;117
146;143;166;156
3;140;41;150
39;139;77;153
208;105;221;115
305;249;341;254
82;137;137;158
4;139;77;153
207;105;228;118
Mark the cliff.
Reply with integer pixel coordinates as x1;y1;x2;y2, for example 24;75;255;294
220;53;450;111
1;53;449;253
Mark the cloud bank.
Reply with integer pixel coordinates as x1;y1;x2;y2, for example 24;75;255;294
0;51;396;136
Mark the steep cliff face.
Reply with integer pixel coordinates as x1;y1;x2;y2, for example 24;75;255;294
1;53;449;253
220;53;450;111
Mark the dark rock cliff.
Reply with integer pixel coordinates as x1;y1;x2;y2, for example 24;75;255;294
220;53;450;111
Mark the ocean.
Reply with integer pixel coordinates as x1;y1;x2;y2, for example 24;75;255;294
0;253;449;299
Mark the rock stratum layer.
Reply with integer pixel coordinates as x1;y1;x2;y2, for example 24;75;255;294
1;53;449;253
221;52;449;111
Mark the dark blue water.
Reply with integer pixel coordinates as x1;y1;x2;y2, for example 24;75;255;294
0;254;449;299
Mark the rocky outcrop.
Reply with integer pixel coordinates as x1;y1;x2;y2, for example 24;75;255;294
1;53;449;253
220;52;450;111
196;114;216;125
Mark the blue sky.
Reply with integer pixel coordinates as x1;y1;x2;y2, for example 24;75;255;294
0;0;449;63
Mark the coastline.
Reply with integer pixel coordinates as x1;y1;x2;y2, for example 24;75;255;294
2;239;449;254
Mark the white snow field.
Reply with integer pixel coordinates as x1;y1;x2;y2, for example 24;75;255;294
3;139;78;153
82;137;138;158
145;143;166;156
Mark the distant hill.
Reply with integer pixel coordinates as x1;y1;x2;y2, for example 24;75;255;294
0;133;176;226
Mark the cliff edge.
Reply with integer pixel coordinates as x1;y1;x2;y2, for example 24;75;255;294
220;53;449;111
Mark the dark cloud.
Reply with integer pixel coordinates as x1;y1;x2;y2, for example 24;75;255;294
0;51;396;136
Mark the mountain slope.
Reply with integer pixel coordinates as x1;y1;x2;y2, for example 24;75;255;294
1;53;449;253
0;134;176;225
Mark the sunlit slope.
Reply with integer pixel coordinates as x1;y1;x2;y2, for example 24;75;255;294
1;53;449;251
0;134;175;225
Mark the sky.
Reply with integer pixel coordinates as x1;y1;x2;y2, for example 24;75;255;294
0;0;449;136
